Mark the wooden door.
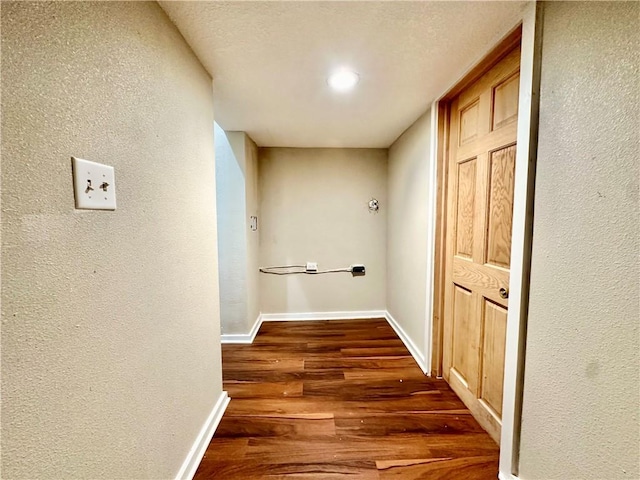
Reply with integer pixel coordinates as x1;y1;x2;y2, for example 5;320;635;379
442;45;520;443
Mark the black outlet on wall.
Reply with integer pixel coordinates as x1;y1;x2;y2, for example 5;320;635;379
351;264;365;276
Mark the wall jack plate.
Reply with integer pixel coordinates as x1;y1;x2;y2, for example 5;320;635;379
72;157;116;210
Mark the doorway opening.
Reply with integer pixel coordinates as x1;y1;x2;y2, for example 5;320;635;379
430;4;543;476
434;26;522;443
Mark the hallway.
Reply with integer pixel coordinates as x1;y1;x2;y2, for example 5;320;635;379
2;2;638;479
195;319;499;479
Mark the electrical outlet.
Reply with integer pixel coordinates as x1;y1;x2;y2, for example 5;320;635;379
351;264;366;276
306;262;318;273
72;157;116;210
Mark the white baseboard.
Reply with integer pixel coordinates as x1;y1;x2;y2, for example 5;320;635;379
384;311;428;374
174;391;230;480
260;310;387;322
498;472;520;480
221;314;263;344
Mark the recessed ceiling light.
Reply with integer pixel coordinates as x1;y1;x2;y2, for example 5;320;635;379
328;69;359;92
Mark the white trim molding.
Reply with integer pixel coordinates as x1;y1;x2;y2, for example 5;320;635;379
175;391;230;480
422;103;440;376
500;2;543;479
221;314;263;344
385;311;428;374
498;473;521;480
260;310;387;322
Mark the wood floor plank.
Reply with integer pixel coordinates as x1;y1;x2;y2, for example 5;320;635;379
377;455;499;479
215;415;336;437
342;366;432;381
304;356;418;371
302;377;445;400
199;438;249;462
334;412;487;436
242;435;434;464
340;346;413;357
223;358;305;371
224;381;303;398
196;459;380;480
225;395;465;416
193;319;499;479
223;370;345;382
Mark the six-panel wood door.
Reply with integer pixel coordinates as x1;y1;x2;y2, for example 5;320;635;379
442;45;520;443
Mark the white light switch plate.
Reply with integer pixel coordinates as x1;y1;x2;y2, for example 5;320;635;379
72;157;116;210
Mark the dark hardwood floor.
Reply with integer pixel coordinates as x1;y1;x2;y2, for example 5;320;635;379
194;319;499;479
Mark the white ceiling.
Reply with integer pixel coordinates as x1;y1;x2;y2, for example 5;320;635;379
159;1;526;148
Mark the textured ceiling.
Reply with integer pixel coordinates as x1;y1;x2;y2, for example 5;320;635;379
159;1;527;148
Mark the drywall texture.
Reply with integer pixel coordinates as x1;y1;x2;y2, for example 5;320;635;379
387;110;432;357
159;1;526;147
215;128;260;335
259;148;387;313
244;135;260;328
519;3;640;479
215;126;249;334
1;3;222;478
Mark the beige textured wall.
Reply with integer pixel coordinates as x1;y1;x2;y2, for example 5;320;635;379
259;148;387;314
387;110;432;356
215;127;249;334
245;135;260;327
215;129;259;335
1;2;222;478
519;2;640;479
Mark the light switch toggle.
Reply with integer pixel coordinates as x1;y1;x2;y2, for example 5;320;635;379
99;182;109;192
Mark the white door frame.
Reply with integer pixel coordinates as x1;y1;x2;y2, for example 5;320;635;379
423;3;543;479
